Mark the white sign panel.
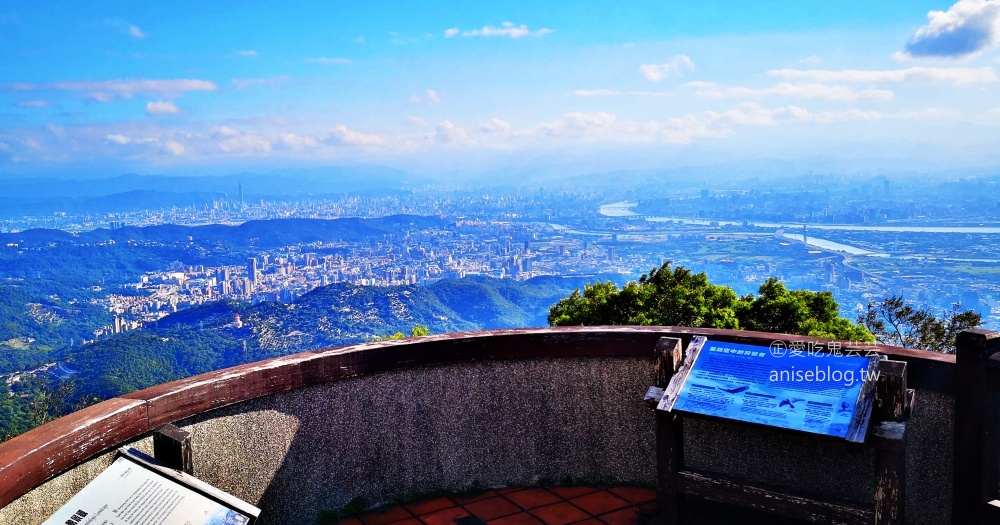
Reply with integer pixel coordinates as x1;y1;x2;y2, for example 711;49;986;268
43;456;251;525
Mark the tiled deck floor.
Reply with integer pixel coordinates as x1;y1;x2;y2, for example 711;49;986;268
340;487;656;525
337;486;807;525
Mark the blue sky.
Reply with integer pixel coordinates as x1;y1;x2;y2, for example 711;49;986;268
3;0;1000;176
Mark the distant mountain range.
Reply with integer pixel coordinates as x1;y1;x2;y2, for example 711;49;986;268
0;167;425;219
1;215;447;249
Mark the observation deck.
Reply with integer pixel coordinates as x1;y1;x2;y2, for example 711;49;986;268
0;326;993;525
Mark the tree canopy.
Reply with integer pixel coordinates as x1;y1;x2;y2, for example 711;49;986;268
857;296;982;353
548;262;874;342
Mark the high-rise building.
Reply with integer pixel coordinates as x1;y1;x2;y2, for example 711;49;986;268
247;257;258;285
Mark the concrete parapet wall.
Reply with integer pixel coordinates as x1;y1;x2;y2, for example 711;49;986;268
0;327;960;525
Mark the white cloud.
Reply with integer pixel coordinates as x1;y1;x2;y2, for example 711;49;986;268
211;126;240;137
434;120;462;143
639;55;694;81
768;66;997;84
219;134;271;155
572;89;672;97
4;79;217;102
903;0;1000;58
539;112;618;137
106;19;145;39
277;133;318;149
444;27;459;38
305;57;352;64
410;89;442;106
238;50;259;57
574;89;623;97
104;134;159;146
85;92;115;103
326;124;384;147
406;116;428;127
230;77;289;91
106;134;132;145
145;100;179;115
688;82;894;102
17;100;48;108
460;22;553;38
799;55;822;66
479;117;511;134
532;103;884;145
163;140;185;155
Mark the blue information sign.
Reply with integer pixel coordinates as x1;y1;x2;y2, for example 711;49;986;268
667;340;876;438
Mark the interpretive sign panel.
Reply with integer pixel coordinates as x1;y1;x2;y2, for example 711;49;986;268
660;339;879;439
43;453;254;525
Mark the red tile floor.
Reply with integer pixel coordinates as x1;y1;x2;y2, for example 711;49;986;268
340;487;656;525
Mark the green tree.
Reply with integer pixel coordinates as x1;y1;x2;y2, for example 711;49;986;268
735;278;872;341
373;324;431;342
548;264;740;329
549;262;873;342
857;296;982;353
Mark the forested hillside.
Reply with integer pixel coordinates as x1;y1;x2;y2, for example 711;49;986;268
0;275;603;439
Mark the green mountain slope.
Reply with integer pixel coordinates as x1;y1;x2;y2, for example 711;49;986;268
56;276;603;400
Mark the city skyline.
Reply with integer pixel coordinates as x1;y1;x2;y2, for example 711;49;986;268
4;1;1000;175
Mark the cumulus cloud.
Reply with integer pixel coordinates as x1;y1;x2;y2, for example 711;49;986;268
210;126;240;137
688;82;894;102
639;55;694;81
434;120;462;143
903;0;1000;58
305;57;352;64
276;133;318;150
17;100;48;108
326;124;384;147
532;103;885;145
163;140;185;155
238;50;259;57
539;112;618;137
145;100;179;115
219;134;270;155
406;116;428;127
103;133;179;156
768;66;997;84
458;22;553;38
410;89;442;106
479;117;511;134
